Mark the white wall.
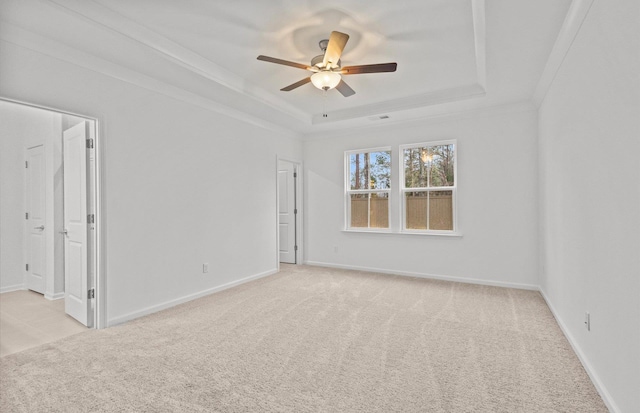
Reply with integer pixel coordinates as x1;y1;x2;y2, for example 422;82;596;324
538;0;640;411
0;40;302;324
0;101;62;295
303;106;539;288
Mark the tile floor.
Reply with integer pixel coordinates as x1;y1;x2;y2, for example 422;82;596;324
0;290;89;357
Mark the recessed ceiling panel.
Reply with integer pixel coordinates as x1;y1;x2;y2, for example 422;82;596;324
0;0;573;133
92;0;480;116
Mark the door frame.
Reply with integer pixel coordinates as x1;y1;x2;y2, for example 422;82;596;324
6;97;106;329
276;157;303;270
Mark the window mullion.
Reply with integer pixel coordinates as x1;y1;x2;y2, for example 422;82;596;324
426;191;430;230
367;193;371;228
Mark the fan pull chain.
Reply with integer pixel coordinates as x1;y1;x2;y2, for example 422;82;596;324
322;88;328;118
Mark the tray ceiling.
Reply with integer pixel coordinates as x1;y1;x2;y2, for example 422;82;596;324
0;0;572;136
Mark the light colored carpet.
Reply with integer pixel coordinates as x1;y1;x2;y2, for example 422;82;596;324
0;265;607;412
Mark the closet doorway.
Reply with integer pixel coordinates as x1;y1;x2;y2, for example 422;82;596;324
0;99;102;332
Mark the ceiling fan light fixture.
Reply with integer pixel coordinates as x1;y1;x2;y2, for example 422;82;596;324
311;71;341;90
257;30;397;97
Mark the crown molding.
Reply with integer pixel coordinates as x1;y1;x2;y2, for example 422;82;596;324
0;22;301;139
45;0;311;124
533;0;595;107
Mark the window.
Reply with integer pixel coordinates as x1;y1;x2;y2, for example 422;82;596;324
344;142;457;235
400;141;456;232
345;148;391;229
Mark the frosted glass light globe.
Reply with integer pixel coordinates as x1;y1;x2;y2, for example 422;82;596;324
311;71;341;90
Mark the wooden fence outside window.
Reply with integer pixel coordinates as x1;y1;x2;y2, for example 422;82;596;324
350;193;452;230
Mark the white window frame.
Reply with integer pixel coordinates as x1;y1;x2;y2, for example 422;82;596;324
399;140;458;234
344;147;392;231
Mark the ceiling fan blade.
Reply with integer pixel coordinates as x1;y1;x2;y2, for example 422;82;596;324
323;31;349;69
257;55;310;71
341;63;398;75
280;77;311;91
335;79;355;97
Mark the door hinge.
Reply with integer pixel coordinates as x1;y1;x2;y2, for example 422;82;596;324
25;161;28;168
294;209;298;214
294;245;298;251
293;172;297;178
26;264;29;271
86;139;94;149
25;212;29;220
88;289;95;299
87;214;95;224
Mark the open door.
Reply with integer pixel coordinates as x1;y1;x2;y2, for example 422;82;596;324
278;160;297;264
62;122;91;326
25;145;47;294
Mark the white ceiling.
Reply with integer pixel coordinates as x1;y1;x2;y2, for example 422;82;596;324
0;0;572;137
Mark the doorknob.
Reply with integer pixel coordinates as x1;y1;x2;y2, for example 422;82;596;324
59;229;68;235
34;225;44;230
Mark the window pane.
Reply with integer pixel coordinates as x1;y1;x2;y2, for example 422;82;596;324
350;151;390;190
429;190;453;230
403;148;428;188
369;151;391;189
349;153;369;190
405;190;454;230
350;194;369;227
405;191;428;229
429;145;455;187
370;192;389;228
403;144;455;188
350;193;389;228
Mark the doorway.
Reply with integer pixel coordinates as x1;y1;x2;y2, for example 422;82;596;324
1;99;102;330
277;159;302;265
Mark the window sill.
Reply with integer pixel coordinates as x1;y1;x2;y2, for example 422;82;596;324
342;229;393;234
342;229;462;237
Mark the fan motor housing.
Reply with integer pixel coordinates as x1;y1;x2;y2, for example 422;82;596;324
310;54;323;67
311;39;341;68
311;54;341;69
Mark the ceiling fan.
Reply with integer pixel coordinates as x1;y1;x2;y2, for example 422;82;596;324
257;31;397;97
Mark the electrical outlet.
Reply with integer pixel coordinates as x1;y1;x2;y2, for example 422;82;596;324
203;263;209;274
585;312;590;331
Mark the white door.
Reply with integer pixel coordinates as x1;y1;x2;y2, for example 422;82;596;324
63;122;90;326
26;145;47;294
278;161;297;264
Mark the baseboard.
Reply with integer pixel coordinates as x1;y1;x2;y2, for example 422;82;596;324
304;261;539;290
44;291;65;300
107;268;279;327
0;284;26;294
539;288;620;413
